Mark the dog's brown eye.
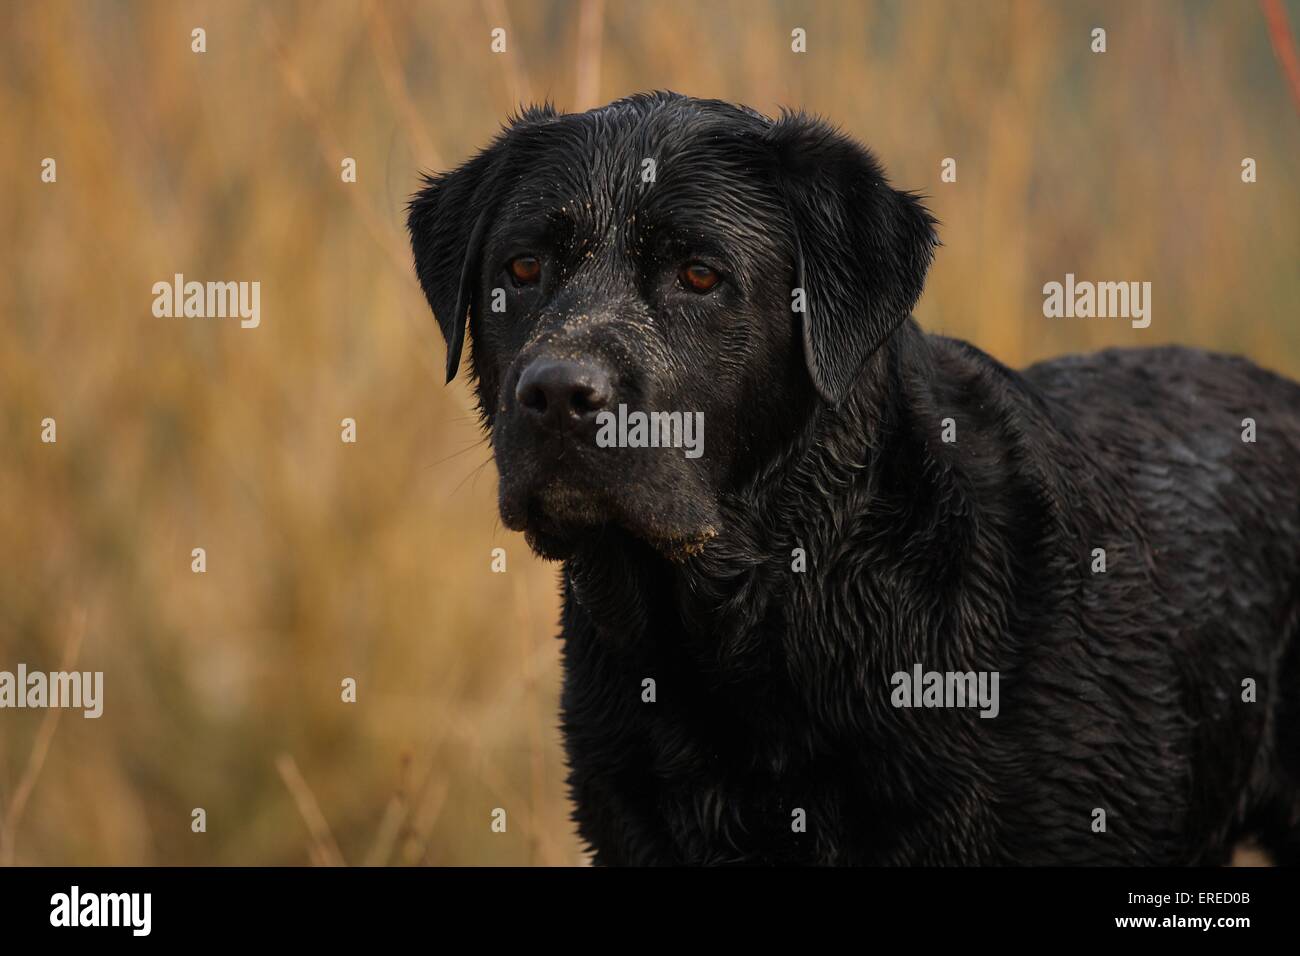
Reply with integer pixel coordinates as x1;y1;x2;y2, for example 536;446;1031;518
679;262;720;293
509;256;541;285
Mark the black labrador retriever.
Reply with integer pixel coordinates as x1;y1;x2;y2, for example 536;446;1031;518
407;92;1300;865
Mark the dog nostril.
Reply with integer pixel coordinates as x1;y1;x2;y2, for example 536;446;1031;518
571;381;611;415
518;379;549;415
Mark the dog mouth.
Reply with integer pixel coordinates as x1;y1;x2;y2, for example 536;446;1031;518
511;485;605;560
521;481;605;536
500;477;718;562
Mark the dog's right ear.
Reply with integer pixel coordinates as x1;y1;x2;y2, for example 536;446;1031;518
406;144;507;383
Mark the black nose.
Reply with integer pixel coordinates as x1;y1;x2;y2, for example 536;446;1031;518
515;358;613;430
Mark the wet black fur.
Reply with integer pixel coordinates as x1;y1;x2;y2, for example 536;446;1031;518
408;92;1300;864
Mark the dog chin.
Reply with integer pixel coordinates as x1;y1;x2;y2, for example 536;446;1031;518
501;481;719;562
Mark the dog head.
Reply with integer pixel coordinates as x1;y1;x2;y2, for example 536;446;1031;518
408;92;937;560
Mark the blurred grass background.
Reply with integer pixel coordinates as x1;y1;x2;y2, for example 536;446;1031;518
1;0;1297;865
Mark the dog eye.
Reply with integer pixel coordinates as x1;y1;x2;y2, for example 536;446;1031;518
679;262;720;293
509;255;542;285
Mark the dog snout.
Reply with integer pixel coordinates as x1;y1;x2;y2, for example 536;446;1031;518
515;358;614;431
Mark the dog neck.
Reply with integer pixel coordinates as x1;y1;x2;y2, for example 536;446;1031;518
562;319;1058;675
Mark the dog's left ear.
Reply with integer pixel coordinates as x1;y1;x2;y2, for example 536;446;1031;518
765;113;939;406
406;141;509;383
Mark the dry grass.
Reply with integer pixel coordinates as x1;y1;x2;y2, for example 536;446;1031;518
1;0;1297;865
